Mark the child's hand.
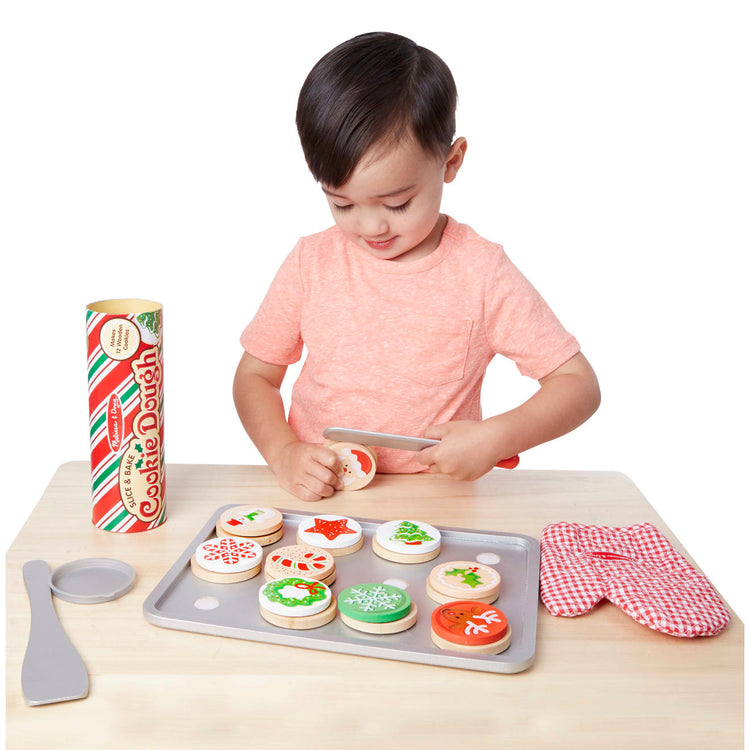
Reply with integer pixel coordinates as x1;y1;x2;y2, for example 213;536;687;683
415;420;507;481
271;441;344;502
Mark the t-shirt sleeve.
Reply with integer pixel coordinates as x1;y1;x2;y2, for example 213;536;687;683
484;247;580;379
239;240;305;365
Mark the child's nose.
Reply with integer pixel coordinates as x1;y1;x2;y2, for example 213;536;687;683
359;210;389;238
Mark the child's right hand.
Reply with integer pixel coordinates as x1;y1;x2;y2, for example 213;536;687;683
270;440;344;502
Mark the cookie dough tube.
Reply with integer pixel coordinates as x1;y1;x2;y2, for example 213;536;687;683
86;299;166;533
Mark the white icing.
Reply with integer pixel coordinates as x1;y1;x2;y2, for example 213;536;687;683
195;537;263;574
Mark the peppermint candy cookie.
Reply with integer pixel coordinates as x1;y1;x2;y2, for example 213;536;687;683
427;561;501;604
338;583;418;634
259;577;337;630
190;536;263;583
265;545;336;586
430;601;512;655
326;442;377;491
216;505;283;546
372;519;442;563
296;514;363;557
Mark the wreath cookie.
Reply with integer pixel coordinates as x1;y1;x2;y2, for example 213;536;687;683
259;577;337;630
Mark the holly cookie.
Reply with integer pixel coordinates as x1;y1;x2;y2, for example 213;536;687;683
372;519;442;563
326;441;377;491
296;514;363;557
430;601;512;655
427;561;501;604
258;577;337;630
190;536;263;583
215;505;284;545
338;583;418;634
264;545;336;586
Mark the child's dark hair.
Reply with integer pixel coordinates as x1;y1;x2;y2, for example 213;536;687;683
296;32;457;188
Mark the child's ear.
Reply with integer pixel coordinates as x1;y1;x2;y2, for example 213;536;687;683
444;137;467;184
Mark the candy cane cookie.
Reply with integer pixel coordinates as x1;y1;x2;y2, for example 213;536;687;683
264;545;336;586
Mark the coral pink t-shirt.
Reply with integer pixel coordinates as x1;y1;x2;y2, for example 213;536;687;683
240;216;580;473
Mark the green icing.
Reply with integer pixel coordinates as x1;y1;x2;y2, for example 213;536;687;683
445;567;483;588
390;521;434;544
136;310;161;337
262;577;327;608
338;583;411;624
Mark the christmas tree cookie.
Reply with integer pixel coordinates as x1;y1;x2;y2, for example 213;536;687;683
427;561;501;604
190;536;263;583
430;601;512;655
216;505;284;546
325;441;377;491
373;519;442;563
296;514;363;557
258;577;337;630
338;583;418;634
264;545;336;586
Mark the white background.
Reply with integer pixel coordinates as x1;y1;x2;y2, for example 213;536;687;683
1;0;747;674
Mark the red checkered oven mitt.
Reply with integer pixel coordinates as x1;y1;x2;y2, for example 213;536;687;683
540;522;730;637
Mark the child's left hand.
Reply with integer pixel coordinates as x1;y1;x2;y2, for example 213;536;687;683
415;420;509;481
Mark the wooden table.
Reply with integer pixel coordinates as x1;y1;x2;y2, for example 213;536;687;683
5;463;744;749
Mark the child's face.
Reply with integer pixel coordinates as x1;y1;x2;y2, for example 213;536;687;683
322;136;466;262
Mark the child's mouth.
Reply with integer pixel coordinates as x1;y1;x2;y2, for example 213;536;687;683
365;237;397;251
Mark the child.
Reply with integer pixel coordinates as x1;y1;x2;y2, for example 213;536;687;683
234;32;600;502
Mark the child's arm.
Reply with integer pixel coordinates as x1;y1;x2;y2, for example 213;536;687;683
233;353;343;501
415;352;601;480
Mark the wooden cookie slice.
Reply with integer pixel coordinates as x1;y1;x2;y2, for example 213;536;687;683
216;524;284;546
264;545;335;582
372;520;441;563
218;505;283;537
191;536;263;583
296;514;363;557
430;600;512;654
326;442;377;491
338;583;418;634
427;561;501;603
258;577;337;630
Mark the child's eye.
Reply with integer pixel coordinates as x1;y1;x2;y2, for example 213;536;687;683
387;199;412;213
332;203;353;212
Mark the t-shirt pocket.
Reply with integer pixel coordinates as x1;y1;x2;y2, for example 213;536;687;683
363;313;473;387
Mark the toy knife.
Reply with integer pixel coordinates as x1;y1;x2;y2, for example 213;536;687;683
322;427;520;469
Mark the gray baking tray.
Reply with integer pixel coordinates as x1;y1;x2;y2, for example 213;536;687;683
143;506;540;674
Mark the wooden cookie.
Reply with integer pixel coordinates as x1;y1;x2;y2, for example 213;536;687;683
190;536;263;583
258;577;337;630
427;561;501;604
338;583;418;634
430;601;512;655
372;519;441;563
215;524;284;546
326;441;377;491
218;505;283;537
264;545;336;583
296;514;364;557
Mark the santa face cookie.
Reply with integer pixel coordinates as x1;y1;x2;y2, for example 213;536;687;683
427;561;501;604
265;545;336;585
326;442;377;491
258;577;337;630
373;519;442;563
430;601;512;655
338;583;418;634
190;536;263;583
297;514;363;556
216;505;283;545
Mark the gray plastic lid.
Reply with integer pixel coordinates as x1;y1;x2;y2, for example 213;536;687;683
49;558;135;604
